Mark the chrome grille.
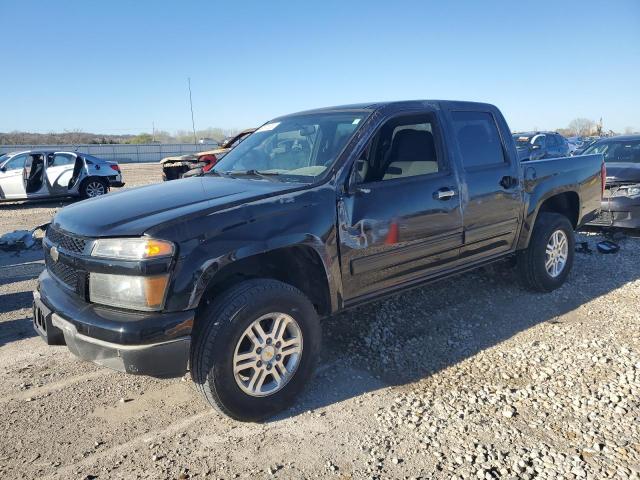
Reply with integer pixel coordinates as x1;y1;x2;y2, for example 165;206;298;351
46;226;87;254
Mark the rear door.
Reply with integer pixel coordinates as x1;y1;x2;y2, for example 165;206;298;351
445;106;523;261
0;153;29;199
547;134;560;157
338;108;463;300
46;152;77;195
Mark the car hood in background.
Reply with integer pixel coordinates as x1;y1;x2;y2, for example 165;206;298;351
160;154;198;164
52;176;297;237
605;162;640;184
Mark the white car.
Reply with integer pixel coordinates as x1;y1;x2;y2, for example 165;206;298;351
0;150;124;201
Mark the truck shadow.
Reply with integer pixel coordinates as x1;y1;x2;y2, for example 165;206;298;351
0;257;44;288
279;232;640;420
0;317;37;347
0;291;35;314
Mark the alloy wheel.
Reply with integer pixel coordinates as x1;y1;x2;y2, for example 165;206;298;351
85;181;106;197
232;312;303;397
545;229;568;278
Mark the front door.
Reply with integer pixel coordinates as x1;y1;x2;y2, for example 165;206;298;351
447;108;523;261
338;110;463;301
0;153;29;199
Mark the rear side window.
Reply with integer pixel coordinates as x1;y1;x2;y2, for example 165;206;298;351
451;111;505;168
49;153;75;167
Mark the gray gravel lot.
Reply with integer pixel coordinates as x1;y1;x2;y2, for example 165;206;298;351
0;163;638;479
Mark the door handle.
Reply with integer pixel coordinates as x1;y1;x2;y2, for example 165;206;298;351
434;187;457;200
500;176;519;189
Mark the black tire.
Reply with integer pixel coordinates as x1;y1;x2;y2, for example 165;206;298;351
517;212;575;292
190;279;321;421
80;177;109;199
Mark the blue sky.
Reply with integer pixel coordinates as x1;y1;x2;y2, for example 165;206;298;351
1;0;638;134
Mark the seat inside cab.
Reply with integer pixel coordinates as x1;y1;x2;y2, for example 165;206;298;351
25;154;45;193
354;117;439;184
383;129;438;180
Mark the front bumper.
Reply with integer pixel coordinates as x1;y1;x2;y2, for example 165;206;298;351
587;196;640;229
33;270;194;378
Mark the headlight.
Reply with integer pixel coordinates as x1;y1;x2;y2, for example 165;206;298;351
89;273;169;311
612;184;640;198
92;238;174;260
626;186;640;197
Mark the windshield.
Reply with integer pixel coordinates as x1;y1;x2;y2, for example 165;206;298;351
583;139;640;163
212;112;368;182
513;135;532;147
0;153;13;166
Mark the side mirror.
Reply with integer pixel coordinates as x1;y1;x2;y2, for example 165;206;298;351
0;166;6;172
531;144;541;150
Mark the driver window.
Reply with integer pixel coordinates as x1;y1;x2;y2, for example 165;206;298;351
3;154;28;171
354;114;440;184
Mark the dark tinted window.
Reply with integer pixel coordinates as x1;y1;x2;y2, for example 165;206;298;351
451;111;505;168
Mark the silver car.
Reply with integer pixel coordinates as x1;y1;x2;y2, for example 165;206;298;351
0;150;124;201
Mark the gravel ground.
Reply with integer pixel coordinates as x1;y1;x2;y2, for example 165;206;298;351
0;163;639;479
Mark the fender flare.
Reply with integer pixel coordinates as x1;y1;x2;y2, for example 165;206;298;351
185;233;341;312
517;187;580;250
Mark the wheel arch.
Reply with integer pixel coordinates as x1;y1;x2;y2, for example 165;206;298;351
517;190;580;249
189;241;336;322
79;175;109;195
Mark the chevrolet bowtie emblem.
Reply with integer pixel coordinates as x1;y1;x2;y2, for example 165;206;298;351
50;246;59;263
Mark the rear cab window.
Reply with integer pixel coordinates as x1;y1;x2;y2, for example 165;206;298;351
451;111;506;169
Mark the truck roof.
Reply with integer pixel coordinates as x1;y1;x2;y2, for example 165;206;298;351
276;100;499;119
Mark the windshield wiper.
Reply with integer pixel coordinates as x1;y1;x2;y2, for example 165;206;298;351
225;169;281;181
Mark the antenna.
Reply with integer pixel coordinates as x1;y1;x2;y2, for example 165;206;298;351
188;77;197;145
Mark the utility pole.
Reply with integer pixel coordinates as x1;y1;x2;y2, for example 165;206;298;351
152;121;155;143
188;77;197;145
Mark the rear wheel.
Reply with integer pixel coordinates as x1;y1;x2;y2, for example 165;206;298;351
517;212;575;292
80;177;109;198
190;279;321;421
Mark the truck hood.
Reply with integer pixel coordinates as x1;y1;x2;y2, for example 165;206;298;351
52;176;297;237
605;162;640;184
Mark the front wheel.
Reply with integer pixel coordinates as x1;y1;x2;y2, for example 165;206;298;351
517;212;575;292
190;279;321;421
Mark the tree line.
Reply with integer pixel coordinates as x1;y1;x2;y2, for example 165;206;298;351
0;127;242;145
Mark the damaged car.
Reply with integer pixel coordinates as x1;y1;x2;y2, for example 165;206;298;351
585;135;640;228
33;100;603;421
160;128;256;180
0;150;124;201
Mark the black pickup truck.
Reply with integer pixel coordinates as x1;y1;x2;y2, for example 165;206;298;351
32;101;604;420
